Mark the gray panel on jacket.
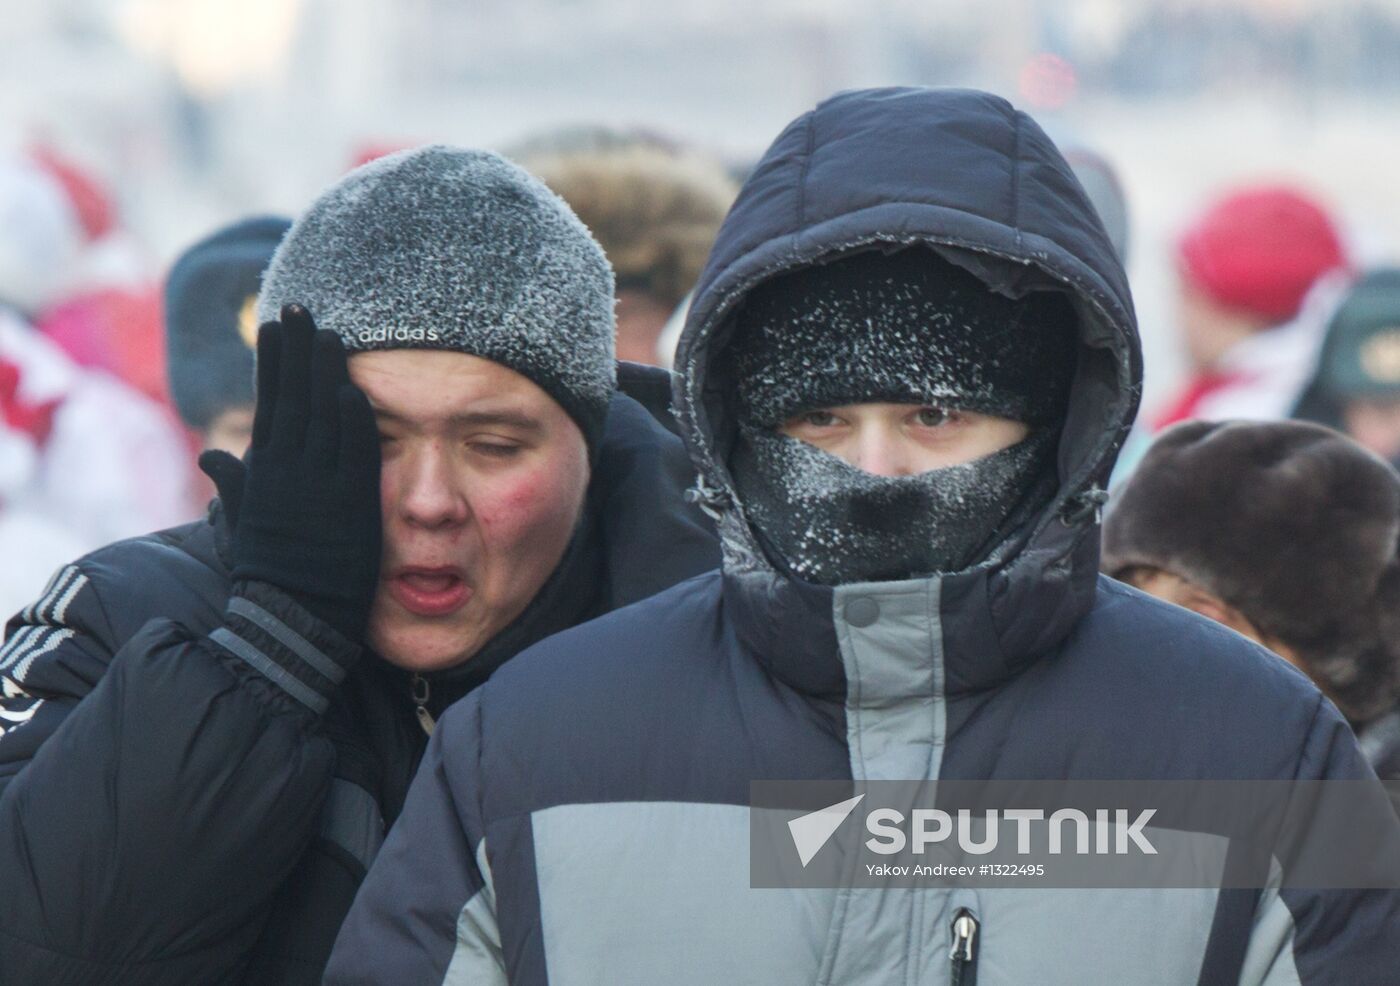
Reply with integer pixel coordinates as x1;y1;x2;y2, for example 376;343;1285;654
442;840;508;986
970;887;1222;984
821;578;947;983
833;578;945;783
531;801;836;986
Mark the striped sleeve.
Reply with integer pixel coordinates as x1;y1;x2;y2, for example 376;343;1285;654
0;565;356;981
1;563;88;680
0;563;109;791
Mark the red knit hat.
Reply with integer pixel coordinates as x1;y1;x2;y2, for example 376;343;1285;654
1178;185;1347;323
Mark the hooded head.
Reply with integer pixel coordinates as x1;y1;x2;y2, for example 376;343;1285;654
1103;420;1400;724
723;246;1078;584
671;88;1139;678
666;88;1136;689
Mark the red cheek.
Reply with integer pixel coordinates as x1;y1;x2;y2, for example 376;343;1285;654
471;467;565;536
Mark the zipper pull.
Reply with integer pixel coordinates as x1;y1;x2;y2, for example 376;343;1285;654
410;673;436;737
949;907;979;986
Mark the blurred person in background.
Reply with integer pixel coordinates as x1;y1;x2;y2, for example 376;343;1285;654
165;215;290;457
1294;268;1400;465
0;154;191;615
0;153;83;322
28;142;173;410
1104;419;1400;798
519;130;735;375
0;354;86;621
1153;185;1350;430
0;145;717;986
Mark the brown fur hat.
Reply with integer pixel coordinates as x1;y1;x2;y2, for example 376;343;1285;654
1103;419;1400;722
525;143;735;310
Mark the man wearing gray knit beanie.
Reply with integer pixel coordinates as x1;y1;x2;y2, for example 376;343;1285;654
0;145;717;985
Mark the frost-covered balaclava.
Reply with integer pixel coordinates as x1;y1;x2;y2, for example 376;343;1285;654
727;247;1077;585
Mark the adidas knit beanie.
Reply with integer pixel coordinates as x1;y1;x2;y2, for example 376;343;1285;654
258;146;616;449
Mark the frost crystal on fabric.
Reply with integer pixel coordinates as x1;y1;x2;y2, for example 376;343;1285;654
727;248;1076;428
720;246;1075;585
258;145;616;447
731;428;1055;584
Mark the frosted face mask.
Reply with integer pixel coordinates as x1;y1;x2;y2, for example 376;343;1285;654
733;427;1056;583
724;247;1077;585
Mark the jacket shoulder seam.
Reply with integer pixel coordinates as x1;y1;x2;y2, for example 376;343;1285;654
1009;109;1024;246
796;112;817;230
1290;692;1329;783
74;559;118;646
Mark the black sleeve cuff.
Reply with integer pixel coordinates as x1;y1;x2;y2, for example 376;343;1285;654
210;580;363;716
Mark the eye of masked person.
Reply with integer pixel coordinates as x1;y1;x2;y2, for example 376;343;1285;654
777;401;1030;476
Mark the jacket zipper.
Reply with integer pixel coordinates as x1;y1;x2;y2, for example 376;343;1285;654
949;907;979;986
410;673;436;736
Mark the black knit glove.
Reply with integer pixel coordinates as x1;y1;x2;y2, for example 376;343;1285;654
200;304;381;641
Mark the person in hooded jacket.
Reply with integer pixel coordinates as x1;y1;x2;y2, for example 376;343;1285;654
326;89;1400;985
0;147;718;985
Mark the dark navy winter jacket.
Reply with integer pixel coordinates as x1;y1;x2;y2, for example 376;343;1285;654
327;88;1400;985
0;379;718;985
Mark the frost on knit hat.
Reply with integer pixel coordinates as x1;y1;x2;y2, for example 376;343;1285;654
258;146;617;448
727;247;1077;429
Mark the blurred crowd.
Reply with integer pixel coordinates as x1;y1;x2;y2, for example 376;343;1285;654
5;118;1400;773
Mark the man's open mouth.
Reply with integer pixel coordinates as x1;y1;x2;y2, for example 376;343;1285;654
388;567;471;617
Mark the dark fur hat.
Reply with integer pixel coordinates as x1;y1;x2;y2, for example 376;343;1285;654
165;215;289;430
1103;420;1400;723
